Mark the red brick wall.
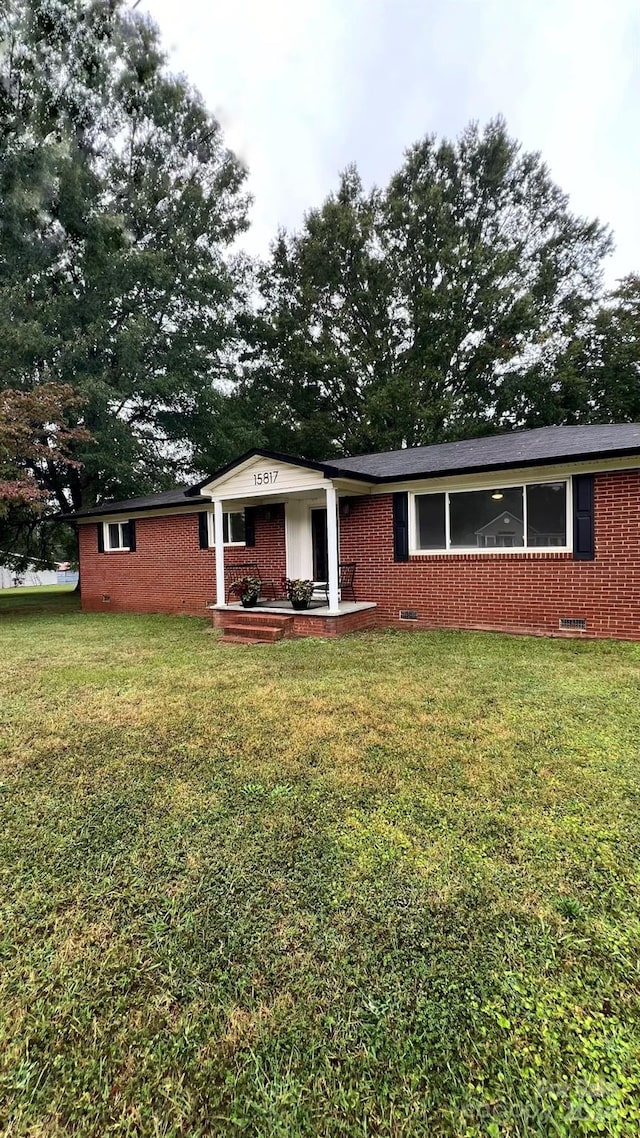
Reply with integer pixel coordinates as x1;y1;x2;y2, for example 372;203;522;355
79;506;287;616
252;505;287;583
79;472;640;640
287;606;378;638
339;470;640;640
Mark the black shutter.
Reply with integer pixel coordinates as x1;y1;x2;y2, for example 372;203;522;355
573;474;594;560
244;507;256;547
198;511;209;549
392;492;409;562
127;519;136;552
97;523;104;553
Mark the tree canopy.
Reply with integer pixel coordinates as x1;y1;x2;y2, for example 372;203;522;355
0;0;251;517
571;275;640;425
240;120;618;461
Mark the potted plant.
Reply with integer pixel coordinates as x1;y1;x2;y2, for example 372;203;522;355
232;575;262;608
284;577;314;611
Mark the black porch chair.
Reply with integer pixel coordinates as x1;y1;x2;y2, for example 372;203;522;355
318;562;357;604
225;561;279;603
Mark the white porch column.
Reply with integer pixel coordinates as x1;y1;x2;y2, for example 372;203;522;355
325;481;340;613
213;498;225;606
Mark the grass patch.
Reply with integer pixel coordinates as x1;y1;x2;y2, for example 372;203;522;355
1;606;639;1135
0;585;78;616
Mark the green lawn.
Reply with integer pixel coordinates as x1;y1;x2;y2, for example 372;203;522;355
0;584;78;615
1;600;640;1136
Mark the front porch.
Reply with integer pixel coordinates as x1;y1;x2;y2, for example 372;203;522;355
196;450;378;636
210;600;378;642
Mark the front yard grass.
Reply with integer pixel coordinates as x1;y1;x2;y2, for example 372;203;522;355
1;604;639;1136
0;584;78;615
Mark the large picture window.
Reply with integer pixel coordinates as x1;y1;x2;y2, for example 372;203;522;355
413;481;568;553
451;486;525;548
207;510;246;546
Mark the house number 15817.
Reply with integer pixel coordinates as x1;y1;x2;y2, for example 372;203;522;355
253;471;279;486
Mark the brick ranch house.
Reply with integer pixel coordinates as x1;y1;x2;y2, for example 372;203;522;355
71;423;640;641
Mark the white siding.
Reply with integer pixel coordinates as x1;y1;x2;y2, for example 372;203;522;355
200;457;328;501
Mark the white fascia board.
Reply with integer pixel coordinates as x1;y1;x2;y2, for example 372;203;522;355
211;480;328;502
332;478;374;495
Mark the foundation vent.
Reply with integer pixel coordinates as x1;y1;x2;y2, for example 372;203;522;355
559;617;587;631
399;609;418;621
102;594;111;603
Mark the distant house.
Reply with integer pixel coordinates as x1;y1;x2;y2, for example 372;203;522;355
67;424;640;641
56;563;79;586
475;510;524;548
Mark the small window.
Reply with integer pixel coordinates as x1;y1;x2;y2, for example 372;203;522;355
207;510;246;546
224;511;246;544
104;522;130;551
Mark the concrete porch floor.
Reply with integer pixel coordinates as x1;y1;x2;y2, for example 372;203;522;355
212;600;376;618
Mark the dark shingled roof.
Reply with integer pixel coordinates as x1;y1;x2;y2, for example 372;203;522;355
71;485;210;518
327;424;640;481
68;424;640;519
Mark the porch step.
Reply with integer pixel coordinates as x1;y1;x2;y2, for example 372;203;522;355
221;634;276;646
223;623;285;643
218;611;295;645
233;612;296;626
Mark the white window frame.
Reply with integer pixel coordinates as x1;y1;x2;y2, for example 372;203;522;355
103;521;130;552
206;509;246;548
409;477;572;555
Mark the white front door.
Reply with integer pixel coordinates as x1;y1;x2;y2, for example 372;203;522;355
285;500;314;580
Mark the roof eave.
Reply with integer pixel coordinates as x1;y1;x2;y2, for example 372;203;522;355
357;445;640;483
64;496;210;522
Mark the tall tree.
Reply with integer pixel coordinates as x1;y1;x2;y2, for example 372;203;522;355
0;0;251;514
243;119;613;459
585;275;640;423
510;274;640;428
240;167;396;459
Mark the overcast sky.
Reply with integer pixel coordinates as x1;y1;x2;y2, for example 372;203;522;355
140;0;639;285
